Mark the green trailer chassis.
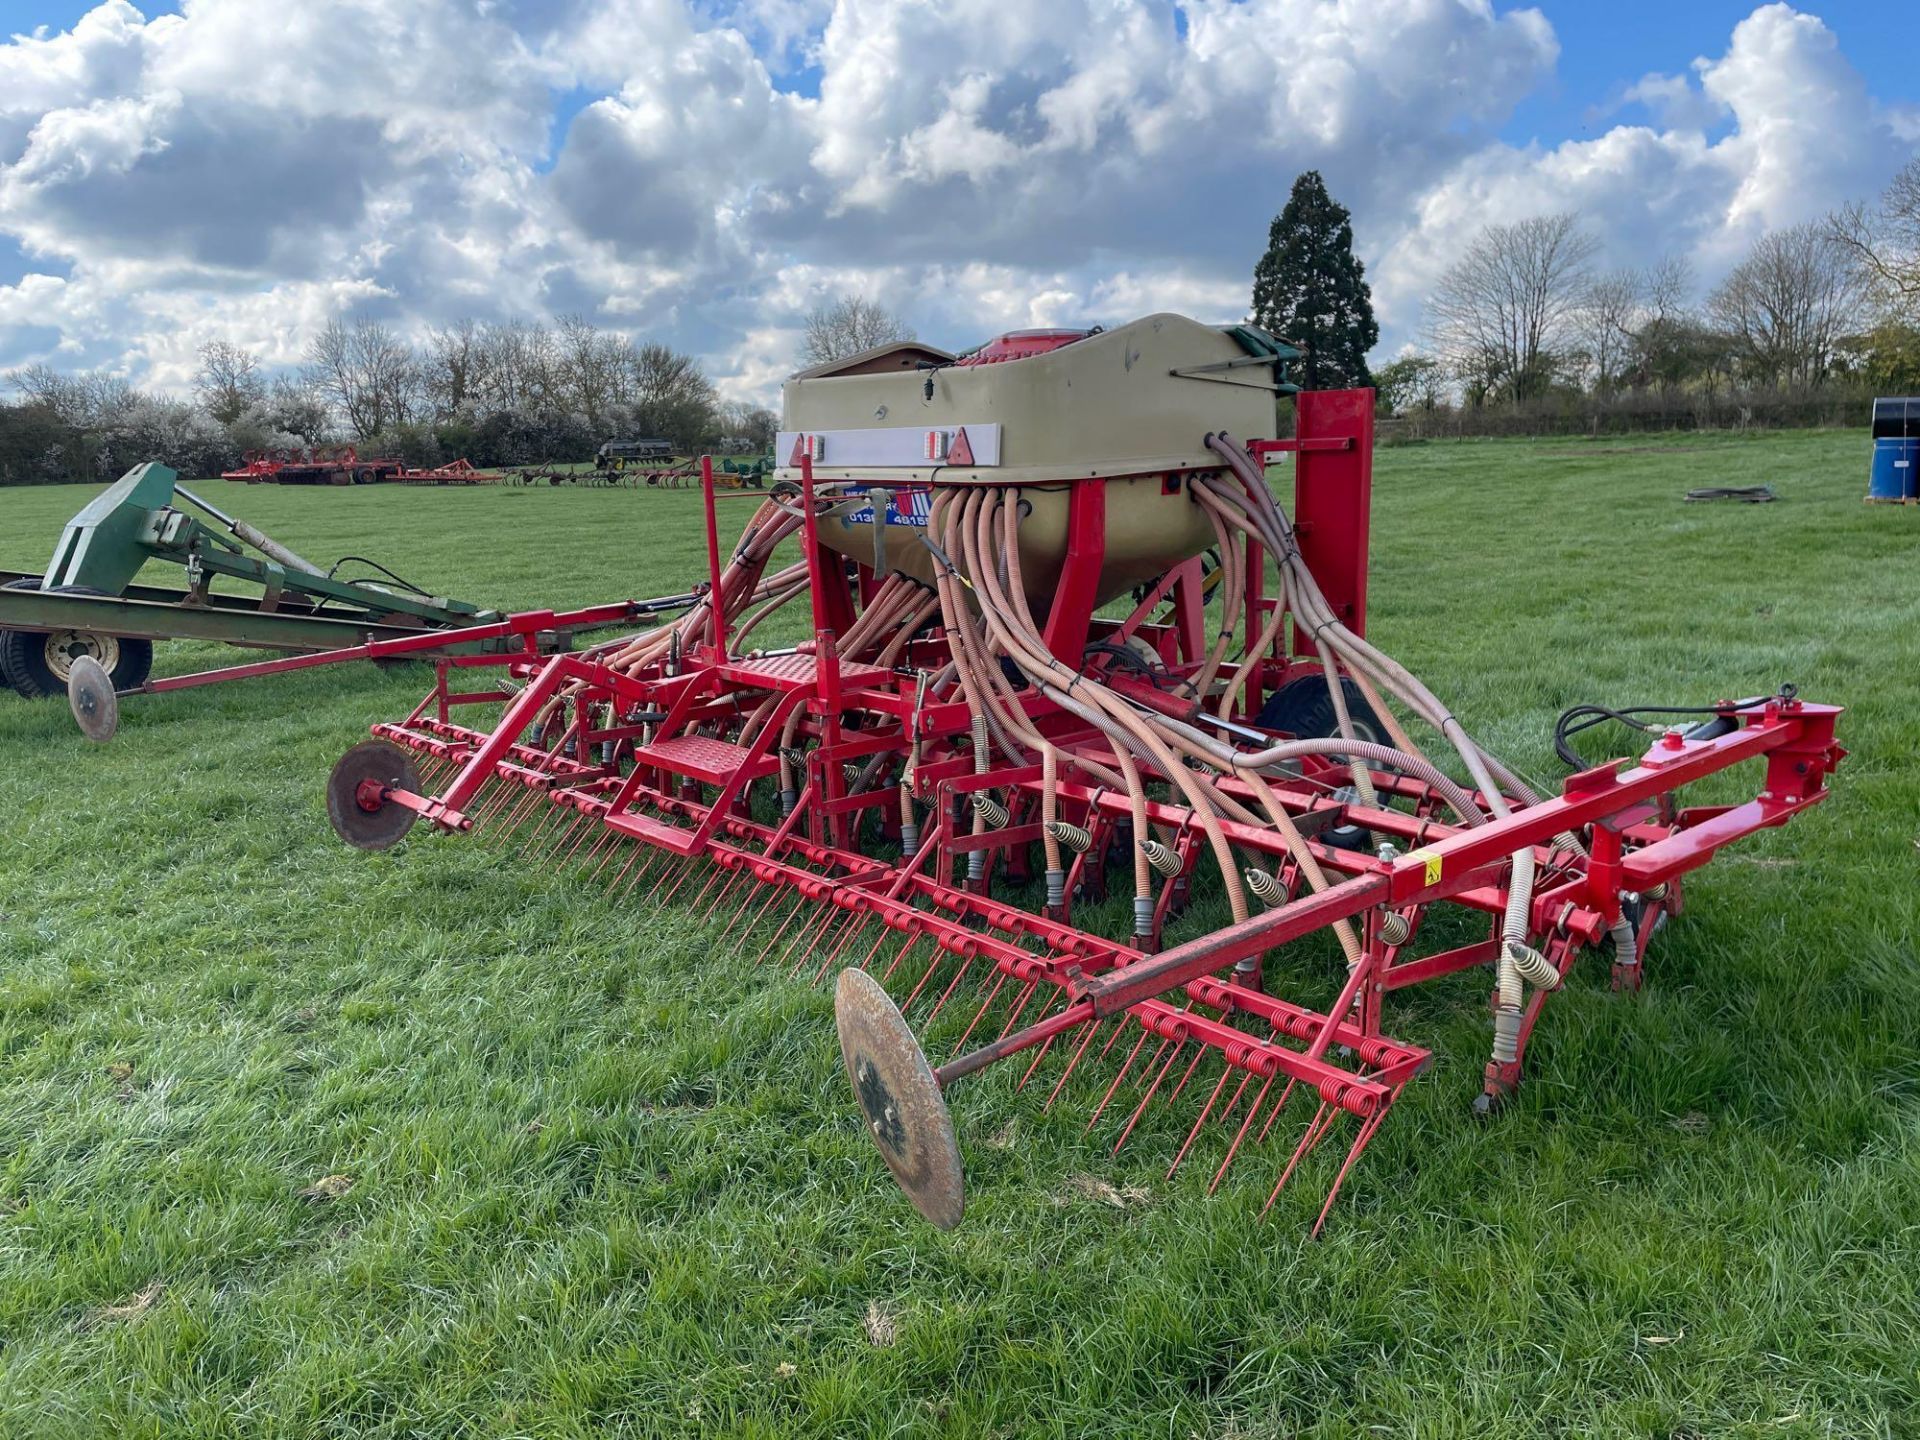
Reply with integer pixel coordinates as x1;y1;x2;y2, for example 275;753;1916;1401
0;461;675;737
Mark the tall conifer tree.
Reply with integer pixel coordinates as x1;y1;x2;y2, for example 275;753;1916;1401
1251;172;1379;389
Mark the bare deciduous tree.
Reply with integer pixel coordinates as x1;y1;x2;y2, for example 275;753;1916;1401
269;373;331;444
424;319;487;418
193;340;266;425
470;319;567;415
1707;222;1867;388
1579;270;1644;395
718;399;778;451
557;314;634;425
1426;212;1598;403
1831;158;1920;314
802;296;914;366
304;316;422;440
628;342;717;448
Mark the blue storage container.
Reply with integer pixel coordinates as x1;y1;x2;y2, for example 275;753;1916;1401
1869;398;1920;501
1869;437;1918;499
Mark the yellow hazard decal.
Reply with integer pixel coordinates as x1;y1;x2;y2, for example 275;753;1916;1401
1407;848;1442;886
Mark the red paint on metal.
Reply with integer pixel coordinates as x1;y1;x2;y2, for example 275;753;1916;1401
332;387;1842;1232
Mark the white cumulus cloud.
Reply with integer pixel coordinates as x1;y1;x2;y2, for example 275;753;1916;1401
0;0;1910;401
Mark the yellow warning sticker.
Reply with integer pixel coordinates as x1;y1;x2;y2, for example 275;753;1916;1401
1407;848;1442;886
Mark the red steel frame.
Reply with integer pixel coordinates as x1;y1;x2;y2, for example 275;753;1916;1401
338;391;1844;1227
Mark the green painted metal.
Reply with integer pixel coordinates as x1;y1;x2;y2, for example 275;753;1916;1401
0;585;487;653
44;461;182;594
1;465;503;673
25;463;496;630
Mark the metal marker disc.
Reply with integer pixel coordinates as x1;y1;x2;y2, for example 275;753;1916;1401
66;655;118;744
835;967;964;1230
326;739;422;851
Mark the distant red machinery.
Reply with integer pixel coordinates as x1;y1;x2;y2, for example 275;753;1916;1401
320;315;1842;1233
221;447;498;485
389;457;501;485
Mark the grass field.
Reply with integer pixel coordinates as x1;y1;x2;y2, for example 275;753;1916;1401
0;431;1916;1438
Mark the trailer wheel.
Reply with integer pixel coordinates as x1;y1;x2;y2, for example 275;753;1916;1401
1256;673;1384;745
0;584;154;700
0;577;36;695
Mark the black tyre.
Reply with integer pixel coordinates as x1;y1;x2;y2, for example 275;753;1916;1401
1256;673;1385;743
0;577;38;696
0;583;154;700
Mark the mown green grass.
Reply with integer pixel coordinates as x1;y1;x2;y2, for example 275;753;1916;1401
0;434;1916;1438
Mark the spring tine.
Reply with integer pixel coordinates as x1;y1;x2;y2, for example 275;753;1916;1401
596;843;636;892
1209;1072;1276;1194
589;835;631;883
492;790;534;839
995;982;1040;1040
1297;1100;1345;1167
933;948;1006;1029
1016;1031;1061;1091
1096;1014;1136;1062
1040;1016;1107;1109
758;896;814;963
569;832;608;873
1214;1071;1254;1134
1166;1066;1233;1179
529;811;572;858
498;787;546;838
687;862;731;912
952;970;1009;1054
717;884;768;943
755;895;812;964
880;935;923;985
816;908;867;971
1109;1037;1184;1151
1310;1109;1386;1239
561;820;601;865
854;923;894;973
778;905;839;977
477;780;519;824
609;848;653;898
1164;1044;1210;1107
1257;1078;1300;1144
741;893;786;959
710;866;754;914
513;802;555;851
1006;993;1073;1090
544;815;590;862
787;908;847;980
900;943;956;1015
625;852;672;898
520;803;560;850
533;817;576;864
1260;1102;1338;1218
582;833;620;874
659;855;708;906
1088;1029;1156;1132
810;922;859;985
922;950;986;1026
777;908;825;974
815;915;877;984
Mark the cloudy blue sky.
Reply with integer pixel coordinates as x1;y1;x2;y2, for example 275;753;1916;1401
2;0;1915;402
